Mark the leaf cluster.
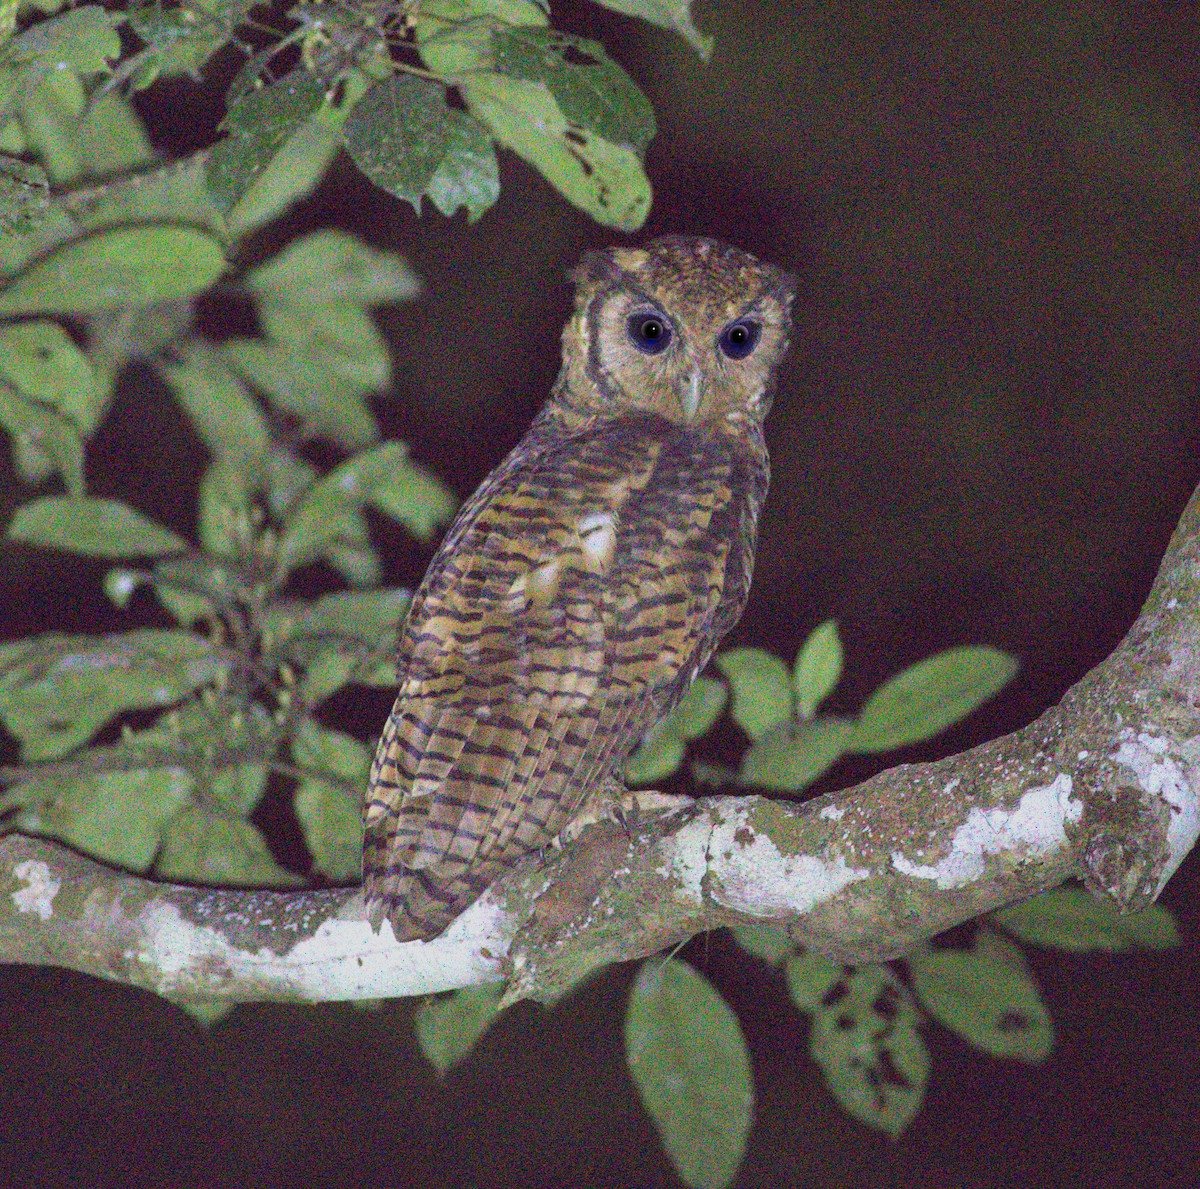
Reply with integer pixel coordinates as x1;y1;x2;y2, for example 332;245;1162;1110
1;228;451;888
0;0;712;239
417;890;1179;1187
626;618;1019;793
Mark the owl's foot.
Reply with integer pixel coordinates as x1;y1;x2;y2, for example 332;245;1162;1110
558;783;695;845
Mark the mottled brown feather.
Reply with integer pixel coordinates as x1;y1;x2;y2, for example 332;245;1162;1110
364;236;793;940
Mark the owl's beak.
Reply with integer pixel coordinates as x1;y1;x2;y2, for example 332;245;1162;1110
679;369;703;421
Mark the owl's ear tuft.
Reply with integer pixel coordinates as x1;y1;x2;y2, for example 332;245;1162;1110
764;265;798;309
568;246;645;292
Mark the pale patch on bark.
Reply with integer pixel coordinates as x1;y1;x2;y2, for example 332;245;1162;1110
129;892;508;1001
11;860;61;921
708;802;871;914
659;812;713;906
891;774;1081;889
1114;729;1200;891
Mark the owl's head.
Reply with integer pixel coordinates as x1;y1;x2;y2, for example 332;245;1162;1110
556;235;796;428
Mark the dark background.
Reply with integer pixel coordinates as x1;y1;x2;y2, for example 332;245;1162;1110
2;1;1200;1185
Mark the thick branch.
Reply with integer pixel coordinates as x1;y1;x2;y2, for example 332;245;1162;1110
4;483;1200;1004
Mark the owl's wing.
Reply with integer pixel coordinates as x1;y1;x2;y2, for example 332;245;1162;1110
363;416;764;939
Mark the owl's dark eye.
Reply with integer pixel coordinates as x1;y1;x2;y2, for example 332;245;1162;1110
719;320;761;360
627;313;672;354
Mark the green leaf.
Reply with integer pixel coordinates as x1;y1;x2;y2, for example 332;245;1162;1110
196;461;246;558
9;5;121;76
671;676;727;739
0;629;227;759
625;676;725;783
158;346;271;478
994;885;1180;952
0;156;223;282
257;301;391;390
730;923;792;965
268;588;410;692
265;446;319;519
292;715;370;782
17;65;86;183
223;114;341;234
0;382;83;493
849;646;1019;754
715;647;792;740
290;588;412;648
295;648;358;705
221;336;380;450
625;958;752;1189
294;774;364;882
344;74;499;222
172;996;236;1028
417;16;495;75
275;480;370;578
906;930;1053;1063
623;732;683;785
588;0;714;60
803;964;928;1137
103;563;217;628
366;451;458;541
205;70;328;214
5;765;194;871
274;443;455;577
793;619;842;720
462;73;651;230
207;762;269;816
491;27;655;152
783;950;842;1011
8;495;187;557
76;91;156;178
323;539;382;589
150;553;243;613
0;225;226;314
243;229;421;305
156;808;302;887
126;2;231;82
206;65;365;235
0;319;100;433
738;716;854;792
414;0;548;39
414;983;506;1075
290;715;364;883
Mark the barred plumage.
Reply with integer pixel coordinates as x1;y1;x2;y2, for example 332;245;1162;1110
364;236;795;940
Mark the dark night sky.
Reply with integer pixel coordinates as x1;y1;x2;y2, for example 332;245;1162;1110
2;2;1200;1186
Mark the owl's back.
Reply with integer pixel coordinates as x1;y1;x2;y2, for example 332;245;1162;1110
363;412;767;939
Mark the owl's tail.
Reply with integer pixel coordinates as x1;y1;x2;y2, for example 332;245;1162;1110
362;827;502;941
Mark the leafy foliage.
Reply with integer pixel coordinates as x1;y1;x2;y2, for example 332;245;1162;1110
723;884;1181;1139
906;929;1053;1063
792;959;929;1137
629;619;1019;793
0;0;695;237
0;222;452;887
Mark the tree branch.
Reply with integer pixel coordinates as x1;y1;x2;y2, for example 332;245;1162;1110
4;481;1199;1005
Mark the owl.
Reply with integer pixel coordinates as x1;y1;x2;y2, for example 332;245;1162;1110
363;235;796;941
